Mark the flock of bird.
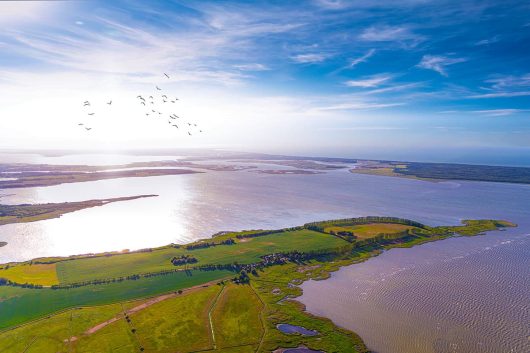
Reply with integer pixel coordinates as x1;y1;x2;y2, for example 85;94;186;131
78;73;203;136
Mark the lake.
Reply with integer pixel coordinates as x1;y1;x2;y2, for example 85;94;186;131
299;230;530;353
0;152;529;352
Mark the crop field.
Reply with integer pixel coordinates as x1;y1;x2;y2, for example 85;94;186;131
0;303;126;353
0;217;515;352
212;283;263;349
0;283;264;353
0;269;233;330
0;263;58;286
324;223;418;239
56;229;345;284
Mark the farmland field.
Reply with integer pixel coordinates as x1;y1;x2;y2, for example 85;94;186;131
55;229;345;284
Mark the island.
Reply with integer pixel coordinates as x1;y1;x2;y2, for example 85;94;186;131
0;168;200;189
0;216;515;353
350;160;530;184
0;195;158;226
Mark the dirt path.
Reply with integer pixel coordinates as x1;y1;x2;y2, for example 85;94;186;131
66;280;225;341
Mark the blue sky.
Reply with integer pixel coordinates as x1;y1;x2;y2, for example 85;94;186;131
0;0;529;162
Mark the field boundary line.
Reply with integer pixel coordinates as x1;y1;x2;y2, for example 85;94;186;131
250;282;267;353
207;284;225;350
0;277;231;336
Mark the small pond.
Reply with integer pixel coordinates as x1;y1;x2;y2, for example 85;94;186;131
276;324;318;336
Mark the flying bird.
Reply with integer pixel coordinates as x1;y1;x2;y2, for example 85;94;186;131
188;132;192;136
164;73;170;79
88;113;95;116
107;100;112;105
141;101;146;105
172;124;178;128
156;86;161;91
85;127;92;131
78;123;84;126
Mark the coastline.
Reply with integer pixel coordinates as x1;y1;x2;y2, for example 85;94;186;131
0;217;516;352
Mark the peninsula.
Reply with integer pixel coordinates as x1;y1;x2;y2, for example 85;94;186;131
0;216;515;353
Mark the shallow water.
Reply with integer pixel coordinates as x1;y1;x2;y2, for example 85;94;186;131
1;154;530;263
299;231;530;353
1;153;529;352
277;324;318;336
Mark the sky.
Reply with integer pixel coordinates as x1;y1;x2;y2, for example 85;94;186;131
0;0;529;162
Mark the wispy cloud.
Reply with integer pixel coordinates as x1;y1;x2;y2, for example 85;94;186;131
475;35;500;46
316;101;404;111
348;49;375;68
290;53;330;64
467;73;530;98
234;63;270;71
358;25;424;46
472;109;529;116
417;55;467;76
467;91;530;99
344;74;393;88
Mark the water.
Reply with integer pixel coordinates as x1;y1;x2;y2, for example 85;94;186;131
299;232;530;353
276;324;318;336
1;154;529;263
1;152;529;352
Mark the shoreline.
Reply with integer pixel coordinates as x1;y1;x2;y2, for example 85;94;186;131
0;217;517;352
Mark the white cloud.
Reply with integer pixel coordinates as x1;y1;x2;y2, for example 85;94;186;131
316;101;404;111
290;53;329;64
348;49;375;68
234;63;270;71
467;91;530;99
472;109;528;116
344;74;393;88
358;25;423;45
417;55;466;76
475;35;500;46
486;74;530;89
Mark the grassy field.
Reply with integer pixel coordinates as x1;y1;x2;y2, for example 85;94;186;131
55;229;346;284
130;285;221;352
0;263;58;286
0;303;126;353
324;223;417;239
0;269;233;330
0;217;516;352
212;283;263;349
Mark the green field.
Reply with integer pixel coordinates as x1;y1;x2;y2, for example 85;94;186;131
0;263;58;286
0;217;515;353
212;283;263;349
0;269;233;330
56;229;344;284
324;223;417;239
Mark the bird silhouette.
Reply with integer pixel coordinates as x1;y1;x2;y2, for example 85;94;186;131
78;123;84;126
107;100;112;105
188;132;192;136
156;86;161;91
88;113;95;116
85;127;92;131
164;73;170;79
141;102;146;105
